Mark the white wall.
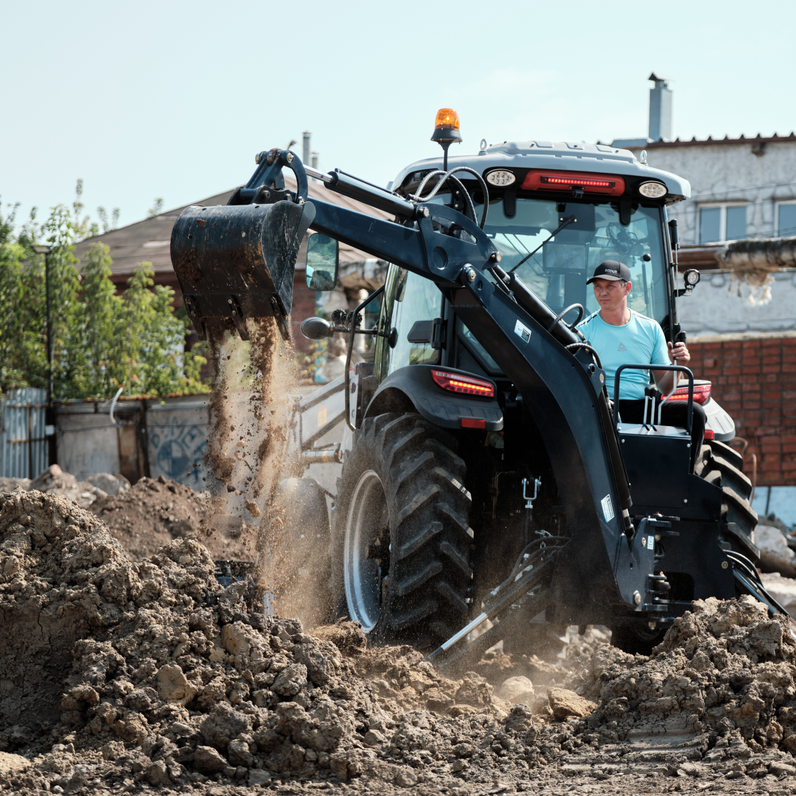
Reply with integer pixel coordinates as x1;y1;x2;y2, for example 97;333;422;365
628;141;796;246
678;268;796;338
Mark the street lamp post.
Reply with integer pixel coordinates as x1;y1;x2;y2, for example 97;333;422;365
32;244;55;465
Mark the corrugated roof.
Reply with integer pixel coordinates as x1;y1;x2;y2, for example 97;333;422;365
621;132;796;150
73;173;394;278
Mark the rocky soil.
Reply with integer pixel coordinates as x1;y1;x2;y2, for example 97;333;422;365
3;489;796;795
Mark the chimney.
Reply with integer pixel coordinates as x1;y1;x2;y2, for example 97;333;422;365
303;131;311;164
648;73;672;142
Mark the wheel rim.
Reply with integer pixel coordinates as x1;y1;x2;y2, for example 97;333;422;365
344;470;389;633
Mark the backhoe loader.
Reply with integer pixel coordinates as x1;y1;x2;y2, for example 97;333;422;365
171;111;780;668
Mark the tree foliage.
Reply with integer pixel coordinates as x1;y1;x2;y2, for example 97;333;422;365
0;188;207;401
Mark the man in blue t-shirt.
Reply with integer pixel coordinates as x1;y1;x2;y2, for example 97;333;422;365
578;260;705;467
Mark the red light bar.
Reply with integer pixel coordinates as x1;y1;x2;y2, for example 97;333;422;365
521;169;626;197
431;369;495;398
668;382;711;405
704;429;715;440
461;418;487;429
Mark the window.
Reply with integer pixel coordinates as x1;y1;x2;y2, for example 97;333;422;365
698;204;747;244
375;267;442;380
454;196;670;374
777;203;796;237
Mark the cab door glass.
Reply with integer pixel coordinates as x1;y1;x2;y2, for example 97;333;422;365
457;195;669;374
480;197;668;324
377;268;442;378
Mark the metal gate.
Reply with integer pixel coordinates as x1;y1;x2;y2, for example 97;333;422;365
0;388;48;478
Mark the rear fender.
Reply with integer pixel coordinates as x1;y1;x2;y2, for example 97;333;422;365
365;365;503;431
703;397;736;442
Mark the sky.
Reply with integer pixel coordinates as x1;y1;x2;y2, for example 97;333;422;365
2;0;795;231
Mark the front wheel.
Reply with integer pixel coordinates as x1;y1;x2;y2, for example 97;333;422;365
330;413;473;649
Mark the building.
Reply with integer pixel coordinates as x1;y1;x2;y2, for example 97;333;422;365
612;77;796;523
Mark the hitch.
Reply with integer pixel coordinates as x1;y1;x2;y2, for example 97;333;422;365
427;535;567;672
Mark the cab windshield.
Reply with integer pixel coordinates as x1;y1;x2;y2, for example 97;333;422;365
460;196;669;373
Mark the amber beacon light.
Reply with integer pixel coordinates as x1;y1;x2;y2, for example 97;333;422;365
431;108;462;171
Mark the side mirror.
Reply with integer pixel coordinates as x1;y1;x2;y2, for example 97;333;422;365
306;233;339;291
300;316;335;340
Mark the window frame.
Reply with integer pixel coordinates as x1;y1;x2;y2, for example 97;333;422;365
697;202;748;244
776;201;796;237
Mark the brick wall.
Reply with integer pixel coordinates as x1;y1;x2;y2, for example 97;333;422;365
690;335;796;486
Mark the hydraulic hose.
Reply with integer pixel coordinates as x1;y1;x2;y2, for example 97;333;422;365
412;167;490;229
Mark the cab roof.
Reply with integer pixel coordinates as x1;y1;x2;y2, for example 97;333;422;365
392;140;691;205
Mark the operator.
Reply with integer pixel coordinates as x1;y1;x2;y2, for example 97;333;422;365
578;260;706;467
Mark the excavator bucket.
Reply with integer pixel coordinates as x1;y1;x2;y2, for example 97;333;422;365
170;200;315;341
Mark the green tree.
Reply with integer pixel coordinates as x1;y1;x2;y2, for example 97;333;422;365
0;192;207;400
120;262;207;397
62;243;125;398
40;204;82;398
0;202;37;392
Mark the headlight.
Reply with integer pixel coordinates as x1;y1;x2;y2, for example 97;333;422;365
486;170;516;187
684;269;701;287
638;181;668;199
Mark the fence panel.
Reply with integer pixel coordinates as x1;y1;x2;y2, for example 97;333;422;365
0;388;48;479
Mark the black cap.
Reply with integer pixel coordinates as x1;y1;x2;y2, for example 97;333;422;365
587;260;631;285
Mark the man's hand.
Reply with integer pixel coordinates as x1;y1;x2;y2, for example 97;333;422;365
668;341;691;367
655;341;692;392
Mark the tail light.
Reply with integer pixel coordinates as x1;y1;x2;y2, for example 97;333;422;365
521;170;625;197
668;381;711;405
431;370;495;398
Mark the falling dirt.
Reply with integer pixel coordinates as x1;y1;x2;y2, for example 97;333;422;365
202;316;317;625
3;489;796;795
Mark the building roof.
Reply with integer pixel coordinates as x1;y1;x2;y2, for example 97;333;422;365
73;174;393;280
615;132;796;150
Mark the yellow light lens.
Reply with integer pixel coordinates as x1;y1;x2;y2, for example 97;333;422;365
435;108;460;131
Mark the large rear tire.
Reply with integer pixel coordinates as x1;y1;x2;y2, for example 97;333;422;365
695;438;758;557
330;413;473;649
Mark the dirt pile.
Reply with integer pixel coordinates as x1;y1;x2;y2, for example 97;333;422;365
89;474;254;562
573;598;796;754
6;488;796;795
0;488;598;794
1;465;130;509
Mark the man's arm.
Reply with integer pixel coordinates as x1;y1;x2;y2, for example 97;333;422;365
654;340;690;393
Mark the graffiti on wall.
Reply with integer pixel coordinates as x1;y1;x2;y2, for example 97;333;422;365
148;415;208;486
